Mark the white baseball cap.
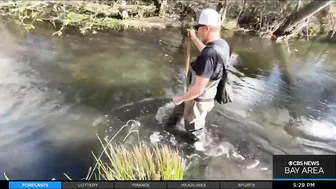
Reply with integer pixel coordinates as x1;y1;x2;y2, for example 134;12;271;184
190;9;221;27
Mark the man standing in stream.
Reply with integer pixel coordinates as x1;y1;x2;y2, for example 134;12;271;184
168;8;230;150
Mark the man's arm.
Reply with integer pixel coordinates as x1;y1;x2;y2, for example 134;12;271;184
173;50;215;104
177;76;209;102
191;36;206;52
189;29;205;52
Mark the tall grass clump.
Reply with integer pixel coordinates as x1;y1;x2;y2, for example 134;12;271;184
87;120;186;180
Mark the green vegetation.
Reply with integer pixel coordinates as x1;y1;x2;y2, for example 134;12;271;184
0;1;158;36
217;0;336;41
86;120;185;180
0;0;335;41
90;143;185;180
87;120;185;180
3;173;9;180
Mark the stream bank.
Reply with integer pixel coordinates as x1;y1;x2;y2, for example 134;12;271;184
0;0;335;41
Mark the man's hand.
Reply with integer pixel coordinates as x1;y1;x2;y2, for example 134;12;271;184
187;29;197;40
187;29;205;52
172;97;184;105
173;76;209;105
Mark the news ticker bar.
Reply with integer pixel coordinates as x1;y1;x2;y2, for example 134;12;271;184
2;180;336;189
3;155;336;189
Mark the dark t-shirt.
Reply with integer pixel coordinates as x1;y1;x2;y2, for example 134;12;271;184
191;39;230;80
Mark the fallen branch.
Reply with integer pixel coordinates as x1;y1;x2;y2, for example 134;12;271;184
272;0;333;40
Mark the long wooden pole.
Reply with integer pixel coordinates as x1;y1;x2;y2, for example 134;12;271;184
184;18;194;92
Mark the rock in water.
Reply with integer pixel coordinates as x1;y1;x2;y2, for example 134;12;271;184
121;10;129;19
72;71;88;81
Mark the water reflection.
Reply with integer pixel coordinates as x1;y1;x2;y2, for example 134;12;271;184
240;41;336;147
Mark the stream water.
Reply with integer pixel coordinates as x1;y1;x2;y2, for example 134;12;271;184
1;22;336;180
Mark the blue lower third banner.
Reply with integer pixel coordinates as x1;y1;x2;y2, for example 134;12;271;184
9;182;61;189
273;155;336;180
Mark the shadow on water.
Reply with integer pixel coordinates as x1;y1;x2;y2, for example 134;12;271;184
1;21;336;180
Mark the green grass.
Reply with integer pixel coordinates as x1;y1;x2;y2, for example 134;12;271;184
86;120;186;180
91;142;185;180
3;173;9;180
